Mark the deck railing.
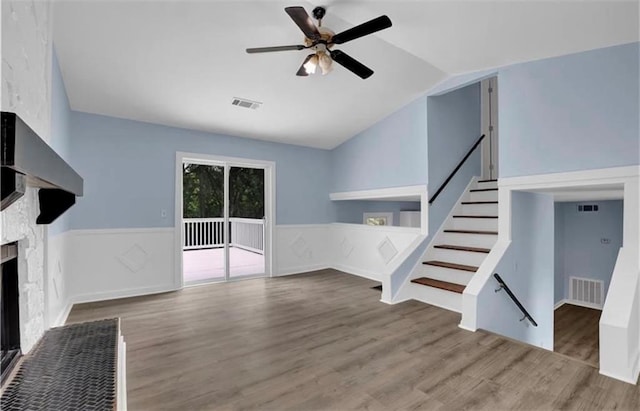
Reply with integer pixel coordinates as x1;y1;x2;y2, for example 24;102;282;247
183;218;264;254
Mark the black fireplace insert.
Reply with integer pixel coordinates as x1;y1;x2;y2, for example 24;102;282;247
1;242;21;384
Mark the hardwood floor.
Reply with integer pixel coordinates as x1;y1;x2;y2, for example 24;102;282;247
67;270;640;410
554;304;601;367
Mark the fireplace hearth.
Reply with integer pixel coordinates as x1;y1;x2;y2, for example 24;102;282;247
1;242;21;384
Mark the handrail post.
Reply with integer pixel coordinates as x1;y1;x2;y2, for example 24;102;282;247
493;273;538;327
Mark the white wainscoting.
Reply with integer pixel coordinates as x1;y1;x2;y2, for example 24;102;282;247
274;225;331;276
330;223;422;282
66;228;176;304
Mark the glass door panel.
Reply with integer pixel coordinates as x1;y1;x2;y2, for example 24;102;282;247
182;163;226;284
228;166;265;278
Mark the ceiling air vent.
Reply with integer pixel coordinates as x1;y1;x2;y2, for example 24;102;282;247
577;204;599;213
231;97;262;110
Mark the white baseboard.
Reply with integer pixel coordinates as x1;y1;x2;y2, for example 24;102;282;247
331;263;381;281
52;301;73;327
71;284;177;305
379;297;411;305
274;264;330;277
556;299;603;311
458;324;477;332
599;369;639;385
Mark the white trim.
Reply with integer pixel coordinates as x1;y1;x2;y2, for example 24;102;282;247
174;151;276;289
275;264;331;277
332;263;382;281
554;299;567;310
276;224;327;229
330;185;427;201
70;284;176;305
458;324;476;332
52;301;73;327
499;165;640;189
71;227;175;236
379;297;411;305
599;369;639;385
330;185;428;235
331;222;421;235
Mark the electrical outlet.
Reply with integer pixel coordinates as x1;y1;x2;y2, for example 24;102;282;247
161;209;167;218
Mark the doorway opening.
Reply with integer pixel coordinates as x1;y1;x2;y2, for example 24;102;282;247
481;77;498;180
175;153;275;286
553;199;623;367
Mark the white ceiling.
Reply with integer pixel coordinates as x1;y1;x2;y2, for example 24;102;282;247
53;1;639;149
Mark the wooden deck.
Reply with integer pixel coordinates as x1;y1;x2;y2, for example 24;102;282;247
183;247;264;283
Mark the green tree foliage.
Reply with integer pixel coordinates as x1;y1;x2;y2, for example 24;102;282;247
183;164;264;219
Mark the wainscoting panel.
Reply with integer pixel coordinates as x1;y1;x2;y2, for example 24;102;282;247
274;225;330;276
66;228;176;304
330;223;422;281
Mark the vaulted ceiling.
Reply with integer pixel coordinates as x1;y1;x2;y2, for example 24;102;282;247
53;1;639;149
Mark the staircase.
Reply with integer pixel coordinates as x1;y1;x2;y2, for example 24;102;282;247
407;178;499;312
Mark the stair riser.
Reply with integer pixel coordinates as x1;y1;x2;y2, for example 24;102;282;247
427;248;488;267
460;203;498;216
419;264;475;285
476;181;498;190
441;232;498;249
451;217;498;231
408;283;462;313
469;190;499;202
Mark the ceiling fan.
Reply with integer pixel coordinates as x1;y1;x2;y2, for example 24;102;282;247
246;6;392;79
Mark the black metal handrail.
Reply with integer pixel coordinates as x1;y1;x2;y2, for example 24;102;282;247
493;273;538;326
428;134;485;204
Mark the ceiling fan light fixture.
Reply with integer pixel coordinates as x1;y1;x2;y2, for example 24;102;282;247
319;52;333;75
304;54;319;74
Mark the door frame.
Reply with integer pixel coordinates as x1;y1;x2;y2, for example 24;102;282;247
481;77;499;180
174;151;276;289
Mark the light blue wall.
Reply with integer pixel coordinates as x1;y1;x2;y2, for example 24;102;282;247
500;42;640;177
49;48;73;235
330;97;428;192
427;83;481;232
554;200;623;304
68;112;333;229
334;201;420;226
477;191;555;350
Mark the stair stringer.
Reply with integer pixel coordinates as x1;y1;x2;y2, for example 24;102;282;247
393;176;479;308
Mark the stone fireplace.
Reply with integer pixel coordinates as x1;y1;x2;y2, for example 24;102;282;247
1;242;20;382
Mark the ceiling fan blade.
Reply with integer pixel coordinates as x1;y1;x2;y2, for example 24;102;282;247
330;50;374;79
331;15;392;45
285;6;321;40
246;45;306;54
296;54;315;77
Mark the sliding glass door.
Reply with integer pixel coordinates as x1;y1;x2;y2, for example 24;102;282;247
182;161;266;285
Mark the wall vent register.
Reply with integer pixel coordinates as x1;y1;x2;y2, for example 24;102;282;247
569;276;604;308
231;98;262;110
577;204;599;212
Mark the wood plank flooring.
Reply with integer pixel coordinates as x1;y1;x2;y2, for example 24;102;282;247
66;270;640;410
554;304;601;367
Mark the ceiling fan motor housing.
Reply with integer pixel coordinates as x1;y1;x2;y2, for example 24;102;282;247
312;7;326;21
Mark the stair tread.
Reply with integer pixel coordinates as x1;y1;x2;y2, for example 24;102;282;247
452;215;498;219
411;278;465;294
470;188;498;192
423;260;478;272
444;229;498;235
434;244;491;253
461;201;498;205
478;179;498;183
